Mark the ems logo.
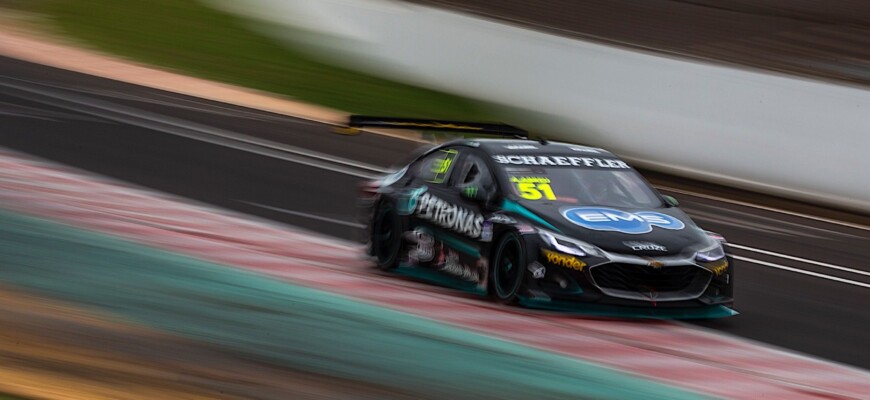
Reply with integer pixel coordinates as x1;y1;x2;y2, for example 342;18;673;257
561;207;685;234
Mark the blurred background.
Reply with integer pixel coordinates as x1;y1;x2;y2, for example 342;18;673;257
0;1;868;399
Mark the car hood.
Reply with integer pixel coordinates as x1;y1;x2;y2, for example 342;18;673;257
513;200;711;257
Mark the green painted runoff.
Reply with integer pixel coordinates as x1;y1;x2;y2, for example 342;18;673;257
0;210;716;400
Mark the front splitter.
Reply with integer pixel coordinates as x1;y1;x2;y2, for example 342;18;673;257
519;297;738;319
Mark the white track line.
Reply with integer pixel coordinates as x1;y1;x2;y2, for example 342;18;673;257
734;255;870;289
241;201;365;229
730;243;870;278
7;74;867;234
686;201;862;239
687;209;823;240
0;78;389;178
658;185;870;232
7;75;870;288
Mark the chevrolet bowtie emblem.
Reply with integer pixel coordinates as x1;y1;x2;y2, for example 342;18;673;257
645;258;664;269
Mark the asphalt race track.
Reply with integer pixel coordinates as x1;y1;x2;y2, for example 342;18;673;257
1;56;868;369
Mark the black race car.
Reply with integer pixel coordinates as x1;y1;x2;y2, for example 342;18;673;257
352;116;736;319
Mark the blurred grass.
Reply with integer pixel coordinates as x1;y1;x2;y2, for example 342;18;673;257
0;394;30;400
19;0;495;119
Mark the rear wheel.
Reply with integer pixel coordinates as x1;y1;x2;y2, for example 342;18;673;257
489;231;525;304
371;201;402;270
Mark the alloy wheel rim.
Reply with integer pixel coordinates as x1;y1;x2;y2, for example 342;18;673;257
496;237;520;298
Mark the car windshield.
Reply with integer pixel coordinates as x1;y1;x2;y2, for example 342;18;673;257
503;166;663;208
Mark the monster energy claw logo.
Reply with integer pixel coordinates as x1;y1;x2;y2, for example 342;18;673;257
463;185;478;198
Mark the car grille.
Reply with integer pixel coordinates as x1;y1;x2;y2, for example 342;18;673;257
590;263;712;301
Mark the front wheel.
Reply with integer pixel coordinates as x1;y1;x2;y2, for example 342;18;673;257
489;231;526;304
371;201;402;270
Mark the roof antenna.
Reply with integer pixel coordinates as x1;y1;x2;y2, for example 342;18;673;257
537;135;549;145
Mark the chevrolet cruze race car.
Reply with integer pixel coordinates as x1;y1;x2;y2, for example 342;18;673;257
352;116;736;318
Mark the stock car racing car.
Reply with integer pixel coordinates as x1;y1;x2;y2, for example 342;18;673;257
351;116;736;318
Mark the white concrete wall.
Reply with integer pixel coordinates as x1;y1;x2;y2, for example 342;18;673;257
212;0;870;212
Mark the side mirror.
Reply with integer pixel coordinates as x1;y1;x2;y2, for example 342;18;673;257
663;195;680;207
459;183;493;203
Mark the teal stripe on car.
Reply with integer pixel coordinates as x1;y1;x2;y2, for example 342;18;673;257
500;198;560;232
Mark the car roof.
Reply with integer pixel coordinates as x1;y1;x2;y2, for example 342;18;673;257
445;138;617;158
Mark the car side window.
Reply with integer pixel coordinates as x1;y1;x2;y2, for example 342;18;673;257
455;154;494;190
414;148;460;184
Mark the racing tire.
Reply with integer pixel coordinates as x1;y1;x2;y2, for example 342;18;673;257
371;201;402;270
489;231;526;304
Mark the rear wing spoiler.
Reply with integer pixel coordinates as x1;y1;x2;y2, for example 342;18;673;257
339;115;529;138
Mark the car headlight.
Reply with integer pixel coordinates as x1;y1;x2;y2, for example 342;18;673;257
538;230;606;258
695;243;725;262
